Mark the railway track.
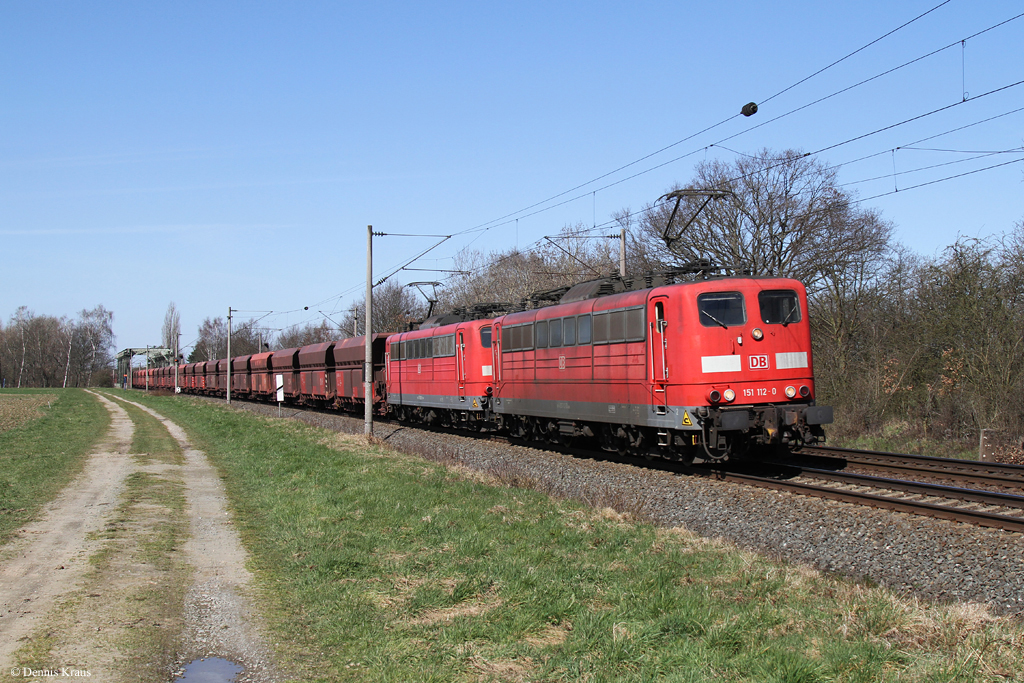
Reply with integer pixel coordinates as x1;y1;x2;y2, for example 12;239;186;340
791;445;1024;490
537;441;1024;534
701;464;1024;534
533;438;1024;534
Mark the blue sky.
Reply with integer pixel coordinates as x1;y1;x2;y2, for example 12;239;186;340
2;1;1022;357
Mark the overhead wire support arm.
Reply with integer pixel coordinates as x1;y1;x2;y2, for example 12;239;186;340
374;235;453;287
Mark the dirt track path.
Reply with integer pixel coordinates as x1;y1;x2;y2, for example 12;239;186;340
0;391;135;667
1;392;280;682
115;396;280;681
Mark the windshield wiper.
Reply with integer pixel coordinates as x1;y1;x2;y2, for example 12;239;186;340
701;310;729;329
780;305;798;327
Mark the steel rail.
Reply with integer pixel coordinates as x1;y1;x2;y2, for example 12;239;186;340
792;467;1024;510
796;445;1024;488
700;468;1024;534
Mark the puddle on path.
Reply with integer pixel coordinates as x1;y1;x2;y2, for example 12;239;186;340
175;657;243;682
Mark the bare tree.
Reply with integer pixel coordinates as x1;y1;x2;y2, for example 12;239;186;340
343;279;428;334
190;317;228;362
634;149;892;289
437;223;621;315
275;320;337;350
161;302;181;352
73;306;116;386
0;305;114;388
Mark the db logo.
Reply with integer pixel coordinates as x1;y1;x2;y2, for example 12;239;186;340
749;355;769;370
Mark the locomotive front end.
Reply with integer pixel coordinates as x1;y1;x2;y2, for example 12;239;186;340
678;278;833;458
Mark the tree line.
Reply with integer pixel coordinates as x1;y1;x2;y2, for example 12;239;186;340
0;306;115;388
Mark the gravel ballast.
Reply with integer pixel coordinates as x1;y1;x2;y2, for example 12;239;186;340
225;400;1024;618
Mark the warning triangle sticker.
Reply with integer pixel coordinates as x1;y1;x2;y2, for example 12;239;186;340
681;411;693;426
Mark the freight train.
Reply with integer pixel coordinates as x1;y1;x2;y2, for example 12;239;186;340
133;269;832;462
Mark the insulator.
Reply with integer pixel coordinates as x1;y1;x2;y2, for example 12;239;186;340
741;102;758;117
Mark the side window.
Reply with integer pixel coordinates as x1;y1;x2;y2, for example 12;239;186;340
535;320;548;348
577;314;592;344
698;292;746;328
758;290;801;325
435;335;452;357
480;326;492;349
593;311;609;343
625;308;645;342
563;317;576;346
608;310;626;343
549;319;562;347
502;324;534;352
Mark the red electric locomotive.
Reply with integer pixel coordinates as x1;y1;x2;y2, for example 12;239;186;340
487;273;831;460
386;316;495;429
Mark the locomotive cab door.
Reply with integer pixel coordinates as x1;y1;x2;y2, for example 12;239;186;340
649;297;670;408
456;330;466;400
492;323;502;385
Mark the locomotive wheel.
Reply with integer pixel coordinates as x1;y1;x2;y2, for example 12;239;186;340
527;417;545;443
509;416;528;440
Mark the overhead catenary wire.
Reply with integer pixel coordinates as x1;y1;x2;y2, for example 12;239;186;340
452;2;998;240
840;149;1024;188
448;15;1024;245
757;0;955;107
400;88;1024;293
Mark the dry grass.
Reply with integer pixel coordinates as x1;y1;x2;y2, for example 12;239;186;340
0;393;56;432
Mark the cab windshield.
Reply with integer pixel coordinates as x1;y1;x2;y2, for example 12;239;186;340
697;292;745;328
758;290;801;325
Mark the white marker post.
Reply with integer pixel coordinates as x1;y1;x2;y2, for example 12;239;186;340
276;373;284;418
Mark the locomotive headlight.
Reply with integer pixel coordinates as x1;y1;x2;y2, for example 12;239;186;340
751;328;764;341
799;385;810;398
785;385;797;398
708;389;722;403
723;389;736;402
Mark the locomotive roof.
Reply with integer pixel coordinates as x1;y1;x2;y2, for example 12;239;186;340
408;270;804;334
499;275;804;325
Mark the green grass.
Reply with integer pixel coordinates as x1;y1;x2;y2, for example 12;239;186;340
117;390;1024;683
0;388;110;543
